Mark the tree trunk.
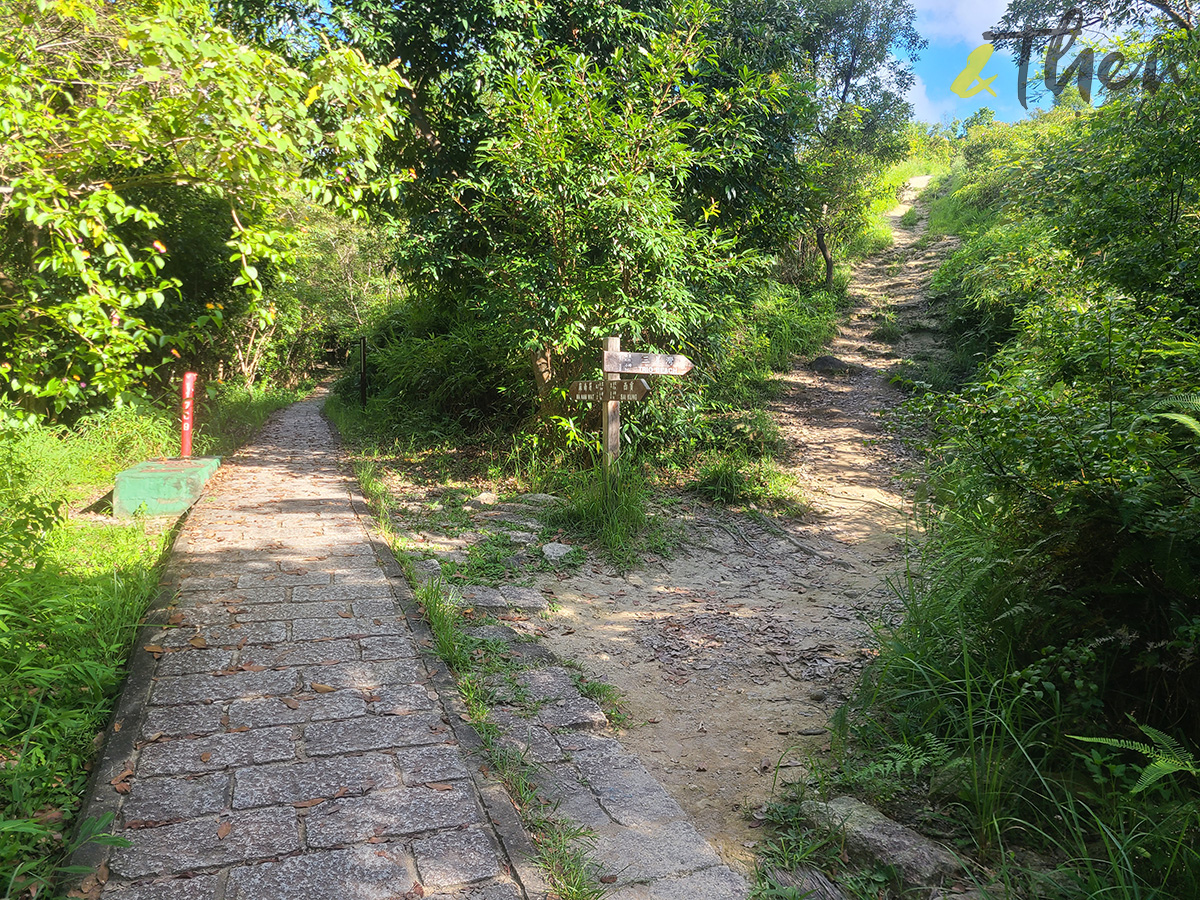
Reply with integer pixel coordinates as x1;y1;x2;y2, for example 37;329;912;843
815;226;834;292
530;346;553;398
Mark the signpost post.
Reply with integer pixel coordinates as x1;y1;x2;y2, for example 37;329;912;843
180;371;197;458
570;337;693;477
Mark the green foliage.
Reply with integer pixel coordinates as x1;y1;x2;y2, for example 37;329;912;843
546;462;659;571
1074;722;1200;795
0;0;405;419
843;34;1200;899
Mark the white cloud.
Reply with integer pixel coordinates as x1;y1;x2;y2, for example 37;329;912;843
914;0;1011;46
906;71;957;124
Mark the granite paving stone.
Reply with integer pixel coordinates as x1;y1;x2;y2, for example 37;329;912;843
359;635;421;660
589;820;723;885
368;684;438;716
249;638;361;666
293;582;396;603
137;726;295;777
605;866;749;900
141;703;226;738
154;648;235;677
298;659;422;691
303;784;479;847
227;691;368;728
101;875;219;900
292;616;405;640
225;846;418;900
147;668;297;705
304;712;447;755
536;695;607;731
394;745;471;785
232;754;400;808
413;826;502;888
109;808;300;878
121;773;230;824
155;620;288;647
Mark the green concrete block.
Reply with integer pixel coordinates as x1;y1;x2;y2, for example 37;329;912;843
113;457;221;518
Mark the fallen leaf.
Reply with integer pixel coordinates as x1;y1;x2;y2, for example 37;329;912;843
241;663;267;672
280;698;300;710
188;636;208;649
364;693;382;703
425;782;453;791
337;610;354;619
333;786;348;798
310;682;336;693
109;767;134;786
293;797;326;808
143;644;166;654
217;821;232;839
168;613;185;626
112;720;122;733
226;725;249;733
600;875;617;884
405;885;424;899
200;752;212;762
367;836;387;843
113;782;131;794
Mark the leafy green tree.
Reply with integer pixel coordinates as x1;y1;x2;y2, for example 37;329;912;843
0;0;405;421
791;0;925;289
992;0;1196;42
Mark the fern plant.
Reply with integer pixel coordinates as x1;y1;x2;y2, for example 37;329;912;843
1072;721;1199;794
1139;393;1200;440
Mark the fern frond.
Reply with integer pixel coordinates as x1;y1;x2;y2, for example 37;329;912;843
1140;723;1193;764
1150;393;1200;413
1152;412;1200;438
1070;734;1154;756
1131;758;1192;794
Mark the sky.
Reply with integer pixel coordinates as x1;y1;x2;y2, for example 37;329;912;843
906;1;1041;124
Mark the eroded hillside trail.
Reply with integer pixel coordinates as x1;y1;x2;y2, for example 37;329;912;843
528;176;961;873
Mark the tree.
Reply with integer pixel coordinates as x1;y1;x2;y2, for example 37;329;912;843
0;0;406;420
991;0;1196;44
792;0;925;289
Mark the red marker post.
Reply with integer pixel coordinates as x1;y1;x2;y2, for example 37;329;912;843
181;372;197;458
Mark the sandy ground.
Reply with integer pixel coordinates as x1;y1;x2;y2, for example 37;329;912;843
527;177;960;874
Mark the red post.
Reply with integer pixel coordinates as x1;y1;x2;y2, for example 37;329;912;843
181;372;197;458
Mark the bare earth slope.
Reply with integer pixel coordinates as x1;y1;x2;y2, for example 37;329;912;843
531;177;958;873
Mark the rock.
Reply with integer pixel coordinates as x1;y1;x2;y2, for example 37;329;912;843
412;558;442;584
500;585;549;612
542;542;573;561
799;796;960;890
506;531;538;545
467;491;499;508
809;355;866;375
518;493;561;505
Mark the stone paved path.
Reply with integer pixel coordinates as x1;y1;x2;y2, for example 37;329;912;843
77;392;744;900
77;393;528;899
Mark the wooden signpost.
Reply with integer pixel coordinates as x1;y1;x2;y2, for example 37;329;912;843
570;336;694;473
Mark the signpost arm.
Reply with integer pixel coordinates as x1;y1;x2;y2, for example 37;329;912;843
602;336;620;475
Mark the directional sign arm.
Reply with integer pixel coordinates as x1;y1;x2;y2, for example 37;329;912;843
603;351;693;376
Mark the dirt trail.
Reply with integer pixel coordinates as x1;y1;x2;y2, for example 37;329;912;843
530;177;959;873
